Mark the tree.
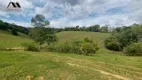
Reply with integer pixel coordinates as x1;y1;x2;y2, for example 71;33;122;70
88;25;100;32
100;25;108;33
76;26;79;31
45;34;57;45
29;27;47;45
31;14;50;27
131;24;142;41
104;36;122;51
11;29;18;36
29;14;57;45
118;29;138;47
105;24;142;51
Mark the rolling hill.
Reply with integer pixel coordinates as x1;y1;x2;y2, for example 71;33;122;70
56;31;112;54
56;31;110;46
0;31;142;80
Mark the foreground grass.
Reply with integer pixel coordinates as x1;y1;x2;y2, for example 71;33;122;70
0;51;142;80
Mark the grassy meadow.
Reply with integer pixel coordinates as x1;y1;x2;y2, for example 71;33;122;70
0;31;142;80
0;30;32;49
56;31;110;47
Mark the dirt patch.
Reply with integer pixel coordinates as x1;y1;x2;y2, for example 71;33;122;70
5;47;24;51
67;57;142;72
68;63;129;80
25;76;44;80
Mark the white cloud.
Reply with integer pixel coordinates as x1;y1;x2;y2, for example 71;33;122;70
0;0;142;27
1;18;31;27
50;14;137;28
34;0;142;27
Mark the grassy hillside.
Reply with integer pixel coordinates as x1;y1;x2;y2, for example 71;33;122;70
57;31;110;47
0;31;142;80
56;31;112;54
0;30;32;49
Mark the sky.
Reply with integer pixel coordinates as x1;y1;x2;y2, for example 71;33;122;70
0;0;142;28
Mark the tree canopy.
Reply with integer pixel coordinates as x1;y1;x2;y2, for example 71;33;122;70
29;14;57;45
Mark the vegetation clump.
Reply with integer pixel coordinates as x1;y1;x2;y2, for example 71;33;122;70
29;14;57;50
11;29;18;36
123;42;142;56
48;37;99;55
22;42;39;52
105;24;142;56
104;36;122;51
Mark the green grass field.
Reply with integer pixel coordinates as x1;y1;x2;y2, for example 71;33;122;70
56;31;110;47
0;30;32;49
0;31;142;80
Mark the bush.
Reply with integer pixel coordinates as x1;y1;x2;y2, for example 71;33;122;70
71;40;82;54
22;42;39;52
105;36;122;51
80;42;99;55
56;42;72;53
47;37;99;55
80;37;99;55
11;29;18;36
123;42;142;56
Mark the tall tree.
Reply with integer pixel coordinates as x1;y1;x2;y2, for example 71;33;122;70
31;14;50;27
29;14;57;45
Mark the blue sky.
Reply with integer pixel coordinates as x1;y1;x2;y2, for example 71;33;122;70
0;0;142;27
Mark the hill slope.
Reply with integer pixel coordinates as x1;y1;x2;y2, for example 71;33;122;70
56;31;111;54
0;31;142;80
0;30;32;49
57;31;110;47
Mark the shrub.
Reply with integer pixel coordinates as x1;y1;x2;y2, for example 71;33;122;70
45;34;58;45
47;37;99;55
105;36;122;51
79;37;99;55
11;29;18;36
56;42;72;53
22;42;39;52
123;42;142;56
71;40;82;54
80;42;99;55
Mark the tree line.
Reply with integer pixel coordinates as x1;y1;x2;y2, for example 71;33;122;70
0;19;109;36
0;20;29;35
